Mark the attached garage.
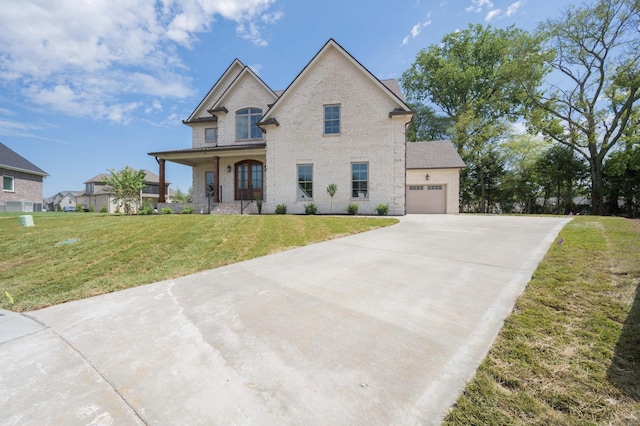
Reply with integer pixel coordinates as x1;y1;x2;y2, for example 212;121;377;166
405;141;465;214
407;184;447;214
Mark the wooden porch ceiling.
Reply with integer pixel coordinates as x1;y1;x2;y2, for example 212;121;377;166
148;144;266;167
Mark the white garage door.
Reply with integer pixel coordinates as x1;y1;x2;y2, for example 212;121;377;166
406;184;446;214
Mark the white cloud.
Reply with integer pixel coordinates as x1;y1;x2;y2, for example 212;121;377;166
485;9;502;21
506;1;525;16
402;14;432;46
466;0;494;13
0;0;280;123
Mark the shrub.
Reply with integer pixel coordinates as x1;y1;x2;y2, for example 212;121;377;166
161;207;173;214
56;204;62;212
140;202;155;215
256;196;262;214
181;206;195;214
88;205;95;213
375;203;389;216
75;205;83;212
275;203;287;214
100;206;108;213
347;203;359;215
304;203;318;215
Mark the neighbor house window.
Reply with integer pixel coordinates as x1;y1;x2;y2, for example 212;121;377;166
297;164;313;199
236;108;263;140
3;176;14;192
351;163;368;198
324;105;340;135
205;128;218;144
86;183;94;194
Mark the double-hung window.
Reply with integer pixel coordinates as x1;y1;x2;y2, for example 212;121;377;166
205;128;218;144
324;105;340;135
351;163;368;198
297;164;313;199
236;108;263;140
3;176;14;192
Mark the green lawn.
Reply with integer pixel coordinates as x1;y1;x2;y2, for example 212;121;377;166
444;216;640;425
0;212;396;311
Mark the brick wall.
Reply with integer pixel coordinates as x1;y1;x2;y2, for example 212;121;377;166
0;168;44;209
263;46;410;215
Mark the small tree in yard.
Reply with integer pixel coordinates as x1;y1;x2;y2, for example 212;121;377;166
102;167;147;215
327;183;338;213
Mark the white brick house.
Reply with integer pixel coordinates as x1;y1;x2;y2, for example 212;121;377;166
149;39;461;215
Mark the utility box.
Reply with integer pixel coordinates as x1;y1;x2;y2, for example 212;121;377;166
19;215;34;227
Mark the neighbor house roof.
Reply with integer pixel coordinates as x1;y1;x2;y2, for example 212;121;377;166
0;142;48;176
406;140;466;169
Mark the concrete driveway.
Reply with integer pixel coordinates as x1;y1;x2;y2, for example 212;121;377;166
0;214;570;425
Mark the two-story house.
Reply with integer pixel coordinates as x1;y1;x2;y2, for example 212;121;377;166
77;168;173;213
149;39;464;215
149;39;413;215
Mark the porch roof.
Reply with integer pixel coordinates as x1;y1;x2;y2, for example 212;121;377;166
148;143;266;167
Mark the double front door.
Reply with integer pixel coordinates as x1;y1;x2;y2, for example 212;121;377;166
235;160;263;200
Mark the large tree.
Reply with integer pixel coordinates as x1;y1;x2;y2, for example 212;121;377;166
401;24;548;212
102;167;147;215
406;102;453;142
527;0;640;215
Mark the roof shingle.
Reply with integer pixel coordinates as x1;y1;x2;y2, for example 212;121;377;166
0;142;48;176
406;140;466;169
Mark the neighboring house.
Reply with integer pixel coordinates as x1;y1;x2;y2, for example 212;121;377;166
76;168;174;213
406;141;466;214
0;142;48;212
46;191;82;212
149;39;463;215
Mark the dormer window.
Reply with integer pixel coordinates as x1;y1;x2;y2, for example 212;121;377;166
236;108;263;140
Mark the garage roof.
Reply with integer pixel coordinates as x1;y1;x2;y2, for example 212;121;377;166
406;140;466;169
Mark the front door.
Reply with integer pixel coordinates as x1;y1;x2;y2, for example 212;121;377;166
235;160;263;201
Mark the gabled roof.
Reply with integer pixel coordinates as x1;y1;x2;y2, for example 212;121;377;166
0;142;48;176
406;140;466;169
209;65;278;112
185;59;245;123
260;39;412;124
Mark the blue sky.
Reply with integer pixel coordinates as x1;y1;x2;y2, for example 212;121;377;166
0;0;577;197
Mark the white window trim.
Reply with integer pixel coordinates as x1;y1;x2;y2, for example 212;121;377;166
3;175;15;192
323;104;341;136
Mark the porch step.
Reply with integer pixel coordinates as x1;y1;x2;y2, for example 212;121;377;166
208;201;256;215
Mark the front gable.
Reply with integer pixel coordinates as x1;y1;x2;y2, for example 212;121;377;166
185;59;245;123
260;39;412;129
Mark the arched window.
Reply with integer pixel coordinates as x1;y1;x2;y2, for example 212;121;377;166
236;108;263;140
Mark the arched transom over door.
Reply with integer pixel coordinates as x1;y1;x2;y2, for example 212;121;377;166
235;160;263;201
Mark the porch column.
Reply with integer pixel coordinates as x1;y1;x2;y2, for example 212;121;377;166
158;158;166;203
213;156;220;202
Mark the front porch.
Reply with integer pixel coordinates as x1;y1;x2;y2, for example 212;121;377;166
148;144;266;211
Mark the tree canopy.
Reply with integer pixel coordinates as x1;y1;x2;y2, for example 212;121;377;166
527;0;640;215
102;167;147;215
401;23;548;211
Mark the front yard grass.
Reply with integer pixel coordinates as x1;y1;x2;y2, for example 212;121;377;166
444;216;640;425
1;213;396;311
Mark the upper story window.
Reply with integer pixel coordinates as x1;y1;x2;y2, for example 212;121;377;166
205;128;218;144
3;175;14;192
236;108;263;140
86;183;94;194
324;104;340;135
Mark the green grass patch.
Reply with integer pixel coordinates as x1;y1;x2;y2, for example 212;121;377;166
1;213;396;311
444;216;640;425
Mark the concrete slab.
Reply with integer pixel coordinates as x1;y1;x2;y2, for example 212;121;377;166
0;215;570;425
